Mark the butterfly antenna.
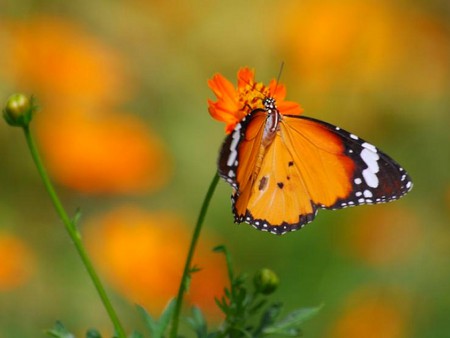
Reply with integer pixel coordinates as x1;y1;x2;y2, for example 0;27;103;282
273;61;285;99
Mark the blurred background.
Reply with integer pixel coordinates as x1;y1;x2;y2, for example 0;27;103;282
0;0;449;337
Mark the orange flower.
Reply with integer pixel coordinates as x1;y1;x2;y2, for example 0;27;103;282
35;108;172;194
208;67;303;134
279;0;450;98
0;232;34;291
328;286;410;338
84;206;227;317
3;15;172;195
5;15;130;105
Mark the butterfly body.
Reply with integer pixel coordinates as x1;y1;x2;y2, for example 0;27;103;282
218;97;413;235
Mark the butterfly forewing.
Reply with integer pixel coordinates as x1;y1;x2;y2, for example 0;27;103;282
291;116;413;209
218;110;266;191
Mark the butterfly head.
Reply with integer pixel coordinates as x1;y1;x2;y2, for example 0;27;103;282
208;67;303;134
263;97;277;110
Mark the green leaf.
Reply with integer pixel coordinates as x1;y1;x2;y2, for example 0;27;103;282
213;245;234;283
46;321;75;338
128;331;144;338
185;273;192;293
186;307;208;338
249;299;268;315
214;297;228;314
212;245;226;253
262;304;323;336
253;302;283;336
86;329;102;338
189;265;202;273
136;305;157;334
72;207;82;225
136;299;176;338
159;299;177;334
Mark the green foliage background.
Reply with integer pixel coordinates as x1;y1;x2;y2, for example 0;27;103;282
0;1;449;337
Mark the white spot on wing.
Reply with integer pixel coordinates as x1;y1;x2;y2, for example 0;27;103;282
363;189;373;198
362;142;377;153
360;148;380;188
361;148;380;173
350;134;358;140
362;168;379;188
227;126;241;167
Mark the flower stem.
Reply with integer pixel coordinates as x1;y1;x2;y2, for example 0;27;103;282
170;172;220;338
22;125;127;338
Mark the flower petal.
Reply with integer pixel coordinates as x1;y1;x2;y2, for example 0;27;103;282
237;67;255;88
278;100;304;116
208;74;236;102
208;74;242;132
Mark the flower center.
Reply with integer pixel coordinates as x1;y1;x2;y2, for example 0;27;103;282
237;82;271;113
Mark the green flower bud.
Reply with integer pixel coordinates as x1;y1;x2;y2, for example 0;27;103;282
3;94;36;127
254;268;279;295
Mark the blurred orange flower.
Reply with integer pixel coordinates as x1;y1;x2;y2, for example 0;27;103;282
84;206;227;317
35;109;171;194
341;206;421;267
5;15;130;105
208;67;303;133
0;232;34;291
280;0;450;98
329;286;410;338
3;15;173;195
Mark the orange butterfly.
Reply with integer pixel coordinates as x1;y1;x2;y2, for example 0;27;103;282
209;68;413;235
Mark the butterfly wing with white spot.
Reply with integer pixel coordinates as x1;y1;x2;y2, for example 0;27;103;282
287;116;413;209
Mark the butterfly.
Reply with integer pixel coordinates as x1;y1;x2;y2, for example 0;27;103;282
217;96;413;235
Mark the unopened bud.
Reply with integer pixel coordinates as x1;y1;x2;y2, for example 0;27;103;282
3;94;36;127
254;268;279;295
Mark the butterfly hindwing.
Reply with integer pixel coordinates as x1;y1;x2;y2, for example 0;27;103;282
234;125;318;234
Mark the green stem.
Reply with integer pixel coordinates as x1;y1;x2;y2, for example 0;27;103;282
22;125;127;338
170;172;220;338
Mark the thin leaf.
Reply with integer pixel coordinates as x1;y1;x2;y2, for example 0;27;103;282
249;299;268;315
214;297;228;314
136;300;176;338
158;299;177;335
72;207;82;225
253;302;283;336
46;321;75;338
262;304;323;336
86;329;102;338
136;305;158;336
189;265;202;273
128;331;144;338
212;245;226;253
213;245;234;283
186;307;208;338
185;273;192;293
